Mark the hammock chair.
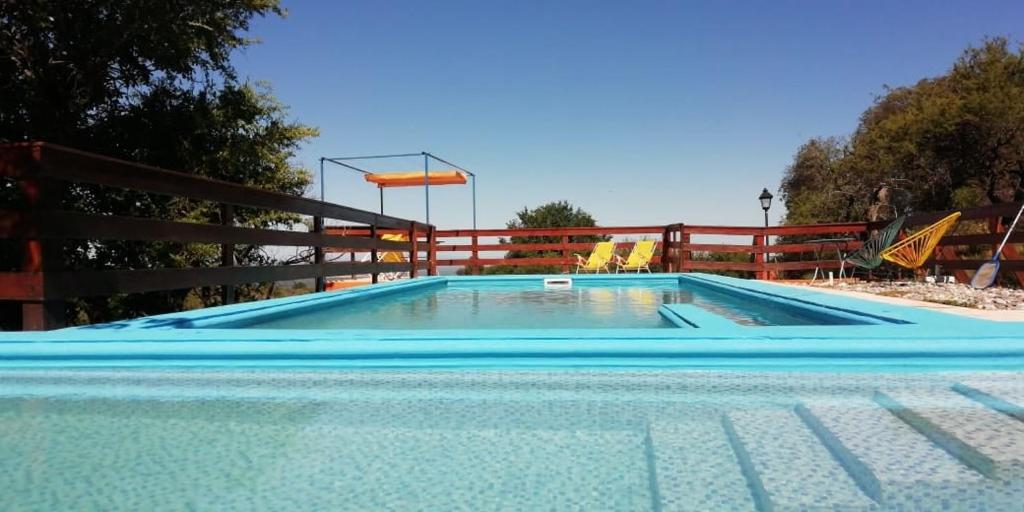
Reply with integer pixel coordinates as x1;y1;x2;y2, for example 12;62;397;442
880;212;961;270
842;216;905;277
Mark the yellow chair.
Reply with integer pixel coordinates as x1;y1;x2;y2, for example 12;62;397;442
880;212;961;270
615;240;658;273
379;233;409;280
574;241;616;273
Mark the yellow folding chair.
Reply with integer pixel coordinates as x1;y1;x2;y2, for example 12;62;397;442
574;241;616;273
880;212;960;270
378;233;409;280
615;240;658;273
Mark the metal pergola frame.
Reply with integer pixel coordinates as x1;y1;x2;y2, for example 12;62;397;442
319;151;477;228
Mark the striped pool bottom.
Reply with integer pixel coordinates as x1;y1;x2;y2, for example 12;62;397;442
2;369;1024;511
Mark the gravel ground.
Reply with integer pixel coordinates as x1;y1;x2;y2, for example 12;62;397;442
813;281;1024;310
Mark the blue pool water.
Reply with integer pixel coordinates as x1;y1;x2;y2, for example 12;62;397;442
242;279;863;329
3;368;1024;510
3;274;1024;510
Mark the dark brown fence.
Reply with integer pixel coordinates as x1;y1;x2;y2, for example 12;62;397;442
1;142;433;329
322;226;438;279
429;224;868;277
674;203;1024;282
429;203;1024;282
434;226;667;274
5;143;1024;331
672;222;866;279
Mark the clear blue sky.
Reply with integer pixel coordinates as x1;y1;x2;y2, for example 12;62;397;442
232;0;1024;230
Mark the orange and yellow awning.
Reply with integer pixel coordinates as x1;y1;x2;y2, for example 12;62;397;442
364;170;467;188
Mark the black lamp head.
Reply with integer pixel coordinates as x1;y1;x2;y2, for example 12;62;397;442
759;188;773;211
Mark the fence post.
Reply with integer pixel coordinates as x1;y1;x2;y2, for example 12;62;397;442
677;224;688;272
988;216;1024;285
471;234;479;275
370;224;379;284
220;204;236;304
313;215;325;292
428;225;437;276
409;223;419;278
753;234;767;280
989;217;1003;257
561;235;570;273
661;225;673;272
19;177;65;330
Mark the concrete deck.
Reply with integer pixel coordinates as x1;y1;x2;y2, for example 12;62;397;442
773;282;1024;322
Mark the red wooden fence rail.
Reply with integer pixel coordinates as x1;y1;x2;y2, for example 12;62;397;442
5;143;1024;331
419;203;1024;281
0;142;433;330
434;226;667;273
426;224;869;276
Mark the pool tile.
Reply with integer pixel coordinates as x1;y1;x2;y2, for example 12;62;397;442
726;409;876;510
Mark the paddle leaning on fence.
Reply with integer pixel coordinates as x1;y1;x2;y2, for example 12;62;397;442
971;202;1024;289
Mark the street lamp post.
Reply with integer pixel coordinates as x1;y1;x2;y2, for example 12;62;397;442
758;188;774;279
759;188;773;227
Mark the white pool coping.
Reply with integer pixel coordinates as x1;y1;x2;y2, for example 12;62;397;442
772;282;1024;322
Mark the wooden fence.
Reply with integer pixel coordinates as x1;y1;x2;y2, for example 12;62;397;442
434;226;667;274
322;226;438;279
0;142;433;330
427;224;869;277
5;143;1024;331
425;202;1024;282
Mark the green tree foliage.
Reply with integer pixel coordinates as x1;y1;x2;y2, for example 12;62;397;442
0;1;317;325
780;37;1024;224
778;137;851;224
687;252;752;279
480;201;609;274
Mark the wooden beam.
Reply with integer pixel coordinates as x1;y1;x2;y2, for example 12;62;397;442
434;226;665;237
920;259;1024;271
0;272;44;301
678;226;688;272
435;242;643;252
0;262;412;299
0;210;411;249
1;142;427;231
684;223;867;236
938;232;1024;246
17;176;64;329
220;204;236;305
682;241;862;254
661;226;673;272
433;256;665;267
313;216;325;292
409;225;418;279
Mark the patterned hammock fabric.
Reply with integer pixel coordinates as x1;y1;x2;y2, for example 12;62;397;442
880;212;961;269
845;216;906;271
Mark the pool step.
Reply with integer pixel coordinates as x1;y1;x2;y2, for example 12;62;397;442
875;388;1024;479
657;304;737;329
796;399;985;507
954;380;1024;423
724;409;876;511
647;421;756;511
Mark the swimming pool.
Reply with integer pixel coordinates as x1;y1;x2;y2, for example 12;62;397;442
232;277;877;329
2;273;1024;510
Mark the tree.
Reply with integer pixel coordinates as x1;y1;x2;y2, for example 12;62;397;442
780;37;1024;224
479;201;608;274
0;1;317;325
779;137;856;224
